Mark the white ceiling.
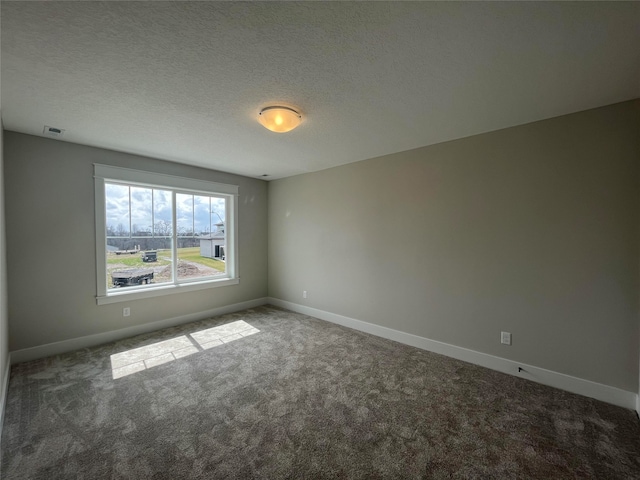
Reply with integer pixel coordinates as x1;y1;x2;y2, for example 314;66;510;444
1;2;639;180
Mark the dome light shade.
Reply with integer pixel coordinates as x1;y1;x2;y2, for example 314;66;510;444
258;106;302;133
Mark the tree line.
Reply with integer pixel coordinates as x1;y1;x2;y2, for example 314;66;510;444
106;221;222;251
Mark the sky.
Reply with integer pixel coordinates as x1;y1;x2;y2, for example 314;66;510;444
105;183;225;236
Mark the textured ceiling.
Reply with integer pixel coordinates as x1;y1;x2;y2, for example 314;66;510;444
1;2;639;180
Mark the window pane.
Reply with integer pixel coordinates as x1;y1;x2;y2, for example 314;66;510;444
211;197;225;231
107;240;174;290
177;195;226;281
194;195;211;235
153;189;172;237
106;186;174;290
105;183;130;238
176;193;193;237
130;187;152;236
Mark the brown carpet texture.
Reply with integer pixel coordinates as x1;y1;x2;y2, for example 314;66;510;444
1;305;639;479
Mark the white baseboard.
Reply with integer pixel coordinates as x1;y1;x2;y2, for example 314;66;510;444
268;297;638;411
10;297;269;365
0;352;11;447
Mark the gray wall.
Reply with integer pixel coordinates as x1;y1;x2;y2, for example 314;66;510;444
4;132;268;351
268;100;640;392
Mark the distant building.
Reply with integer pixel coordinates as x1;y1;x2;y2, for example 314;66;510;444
199;222;225;259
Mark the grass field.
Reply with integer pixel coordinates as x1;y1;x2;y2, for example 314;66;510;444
107;250;171;268
177;247;225;272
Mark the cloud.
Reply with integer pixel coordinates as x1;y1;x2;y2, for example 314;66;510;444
105;184;225;236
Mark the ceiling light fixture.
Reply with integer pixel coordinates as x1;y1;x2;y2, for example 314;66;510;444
258;106;302;133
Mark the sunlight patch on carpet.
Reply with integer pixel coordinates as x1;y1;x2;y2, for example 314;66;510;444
110;320;260;379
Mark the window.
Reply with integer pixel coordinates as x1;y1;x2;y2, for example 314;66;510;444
94;165;239;305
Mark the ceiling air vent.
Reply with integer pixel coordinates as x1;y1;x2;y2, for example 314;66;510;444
43;125;65;138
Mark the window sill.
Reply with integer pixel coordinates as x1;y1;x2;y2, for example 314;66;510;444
96;277;239;305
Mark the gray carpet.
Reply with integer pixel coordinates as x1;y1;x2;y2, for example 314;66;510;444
1;305;639;479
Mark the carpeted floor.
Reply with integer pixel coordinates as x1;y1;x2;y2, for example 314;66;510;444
1;305;639;479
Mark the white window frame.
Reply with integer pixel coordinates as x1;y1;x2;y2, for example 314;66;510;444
94;164;239;305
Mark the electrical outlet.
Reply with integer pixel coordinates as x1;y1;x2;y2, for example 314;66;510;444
501;331;511;345
123;307;131;317
303;290;307;299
